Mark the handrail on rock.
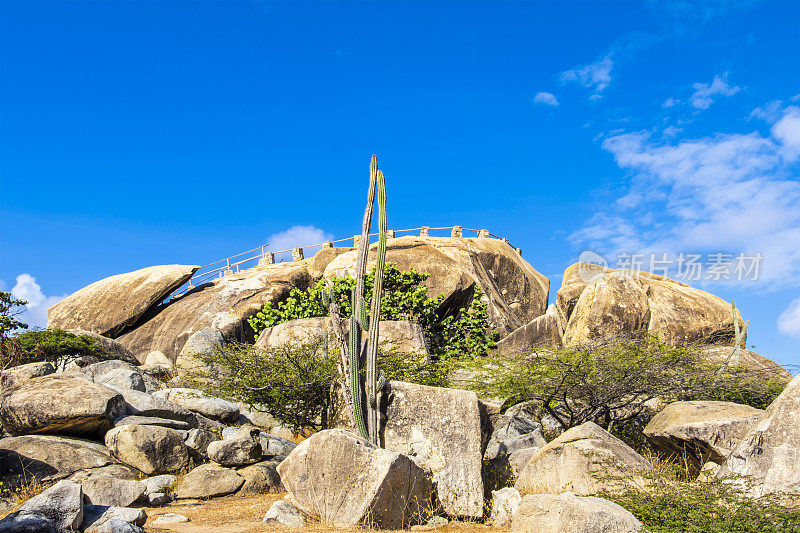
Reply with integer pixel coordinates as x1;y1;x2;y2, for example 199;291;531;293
171;226;520;298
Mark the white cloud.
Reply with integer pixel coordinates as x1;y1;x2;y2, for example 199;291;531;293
750;100;783;122
533;92;559;106
266;225;334;261
571;105;800;289
662;97;679;108
561;55;613;96
690;74;740;110
778;297;800;338
10;274;67;330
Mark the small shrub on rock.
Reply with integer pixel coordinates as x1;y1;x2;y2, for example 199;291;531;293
2;329;105;369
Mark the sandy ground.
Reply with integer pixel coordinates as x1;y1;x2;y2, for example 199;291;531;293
144;493;506;533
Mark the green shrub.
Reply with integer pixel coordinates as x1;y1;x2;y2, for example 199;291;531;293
680;368;786;410
2;329;105;370
248;263;497;359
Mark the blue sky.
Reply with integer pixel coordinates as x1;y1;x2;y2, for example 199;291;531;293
2;1;800;368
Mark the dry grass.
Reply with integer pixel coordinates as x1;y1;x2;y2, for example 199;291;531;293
144;493;508;532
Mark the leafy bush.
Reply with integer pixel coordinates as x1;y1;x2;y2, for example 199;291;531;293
248;263;497;359
680;368;786;410
1;329;105;370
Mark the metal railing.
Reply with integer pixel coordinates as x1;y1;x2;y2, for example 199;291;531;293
170;226;519;299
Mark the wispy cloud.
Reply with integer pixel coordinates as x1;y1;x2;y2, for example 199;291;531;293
690;74;740;110
778;296;800;338
533;92;559;106
9;274;67;330
561;55;613;97
266;225;334;261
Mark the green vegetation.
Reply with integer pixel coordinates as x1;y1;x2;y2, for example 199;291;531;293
2;329;106;370
248;263;497;360
0;291;28;338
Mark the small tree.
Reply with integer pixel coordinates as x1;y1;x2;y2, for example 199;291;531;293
0;291;28;368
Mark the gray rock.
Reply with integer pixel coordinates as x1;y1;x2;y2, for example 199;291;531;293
141;474;176;495
235;404;294;440
153;388;239;423
113;415;191;430
146;492;169;506
184;428;219;460
173;464;243;499
81;361;138;381
0;362;55;388
278;428;433;529
104;424;188;475
191;412;226;433
95;369;146;392
17;480;83;532
179;328;225;358
511;493;642;532
67;464;142;483
508;447;540;477
491;487;522;527
221;426;296;457
207;426;262;466
81;477;147;507
497;304;564;354
262;500;306;527
238;459;283;494
86;520;144;533
0;435;117;485
0;513;57;533
0;374;125;437
104;385;195;423
152;513;189;525
82;505;147;531
67;330;139;365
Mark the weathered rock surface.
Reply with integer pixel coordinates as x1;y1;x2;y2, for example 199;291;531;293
48;264;199;338
484;407;547;462
17;480;83;532
141;474;177;496
173;464;243;499
116;260;317;363
278;428;433;529
207;426;262;466
0;362;55;388
105;385;194;424
67;330;139;364
558;263;748;347
497;304;563;355
151;513;189;525
82;506;147;531
262;500;306;527
82;477;147;507
718;373;800;496
0;512;57;532
515;422;653;495
0;435;117;485
490;487;522;527
153;388;239;423
238;459;283;494
644;401;764;468
324;236;549;335
94;368;146;392
0;374;124;437
184;428;219;460
700;345;792;381
220;426;296;457
104;424;188;475
113;416;191;430
378;381;484;519
511;493;642;533
67;464;143;483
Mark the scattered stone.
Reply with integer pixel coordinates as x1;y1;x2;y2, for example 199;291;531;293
86;520;144;533
141;474;176;495
104;424;188;475
644;400;764;468
262;500;306;527
82;477;147;507
718;373;800;496
82;505;147;531
0;374;125;437
17;480;83;532
491;487;522;527
142;351;173;371
47;264;199;338
278;428;433;529
515;422;653;496
207;426;262;466
511;493;642;532
173;464;243;499
237;459;283;494
146;492;169;506
153;388;239;423
152;513;189;525
0;435;117;485
184;428;219;460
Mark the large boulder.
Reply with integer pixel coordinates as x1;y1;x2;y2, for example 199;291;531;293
67;330;139;364
173;464;243;499
116;259;322;363
511;493;643;533
323;236;550;335
278;429;433;529
718;374;800;496
47;264;199;338
238;459;283;494
699;345;792;381
515;422;653;496
82;477;147;507
496;304;564;355
104;425;188;475
16;480;84;532
378;381;484;519
152;388;239;423
81;506;147;532
644;401;764;468
207;426;262;466
0;374;125;437
557;263;747;347
104;385;194;424
0;435;117;486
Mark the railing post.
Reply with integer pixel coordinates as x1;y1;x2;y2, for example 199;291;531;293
323;241;333;248
386;230;395;239
259;252;275;266
292;247;304;261
353;235;361;247
451;226;462;238
477;229;489;238
420;226;429;237
515;248;522;256
502;237;510;245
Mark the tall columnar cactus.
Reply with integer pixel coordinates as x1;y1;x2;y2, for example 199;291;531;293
323;155;387;444
718;300;749;374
